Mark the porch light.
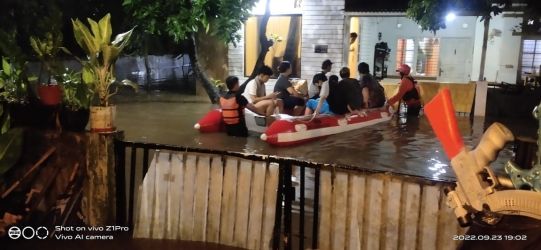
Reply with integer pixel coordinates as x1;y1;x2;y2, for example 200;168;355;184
445;12;456;22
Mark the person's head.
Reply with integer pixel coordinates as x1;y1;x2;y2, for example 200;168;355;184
321;59;333;72
350;32;358;44
357;62;370;75
225;76;239;91
396;64;411;77
257;65;273;83
278;61;292;75
339;67;350;79
329;75;339;85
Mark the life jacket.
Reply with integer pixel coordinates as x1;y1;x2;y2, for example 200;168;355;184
219;96;240;125
402;76;420;101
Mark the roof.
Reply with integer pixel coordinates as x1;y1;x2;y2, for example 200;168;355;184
344;0;532;13
345;0;410;12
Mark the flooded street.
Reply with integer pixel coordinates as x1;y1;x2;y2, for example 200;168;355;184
115;92;538;181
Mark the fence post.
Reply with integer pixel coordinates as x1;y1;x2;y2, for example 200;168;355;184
272;163;285;249
283;164;293;250
114;138;127;227
312;168;320;249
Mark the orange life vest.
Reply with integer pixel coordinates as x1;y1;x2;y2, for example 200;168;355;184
220;96;240;125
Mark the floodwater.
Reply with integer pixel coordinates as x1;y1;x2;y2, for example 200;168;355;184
114;92;538;181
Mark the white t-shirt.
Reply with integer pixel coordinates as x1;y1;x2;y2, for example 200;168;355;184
319;81;329;99
242;77;266;103
308;83;319;98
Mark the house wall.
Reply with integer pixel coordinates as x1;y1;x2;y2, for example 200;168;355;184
357;16;478;82
228;0;346;92
228;1;524;86
471;15;522;83
228;25;245;81
301;0;347;79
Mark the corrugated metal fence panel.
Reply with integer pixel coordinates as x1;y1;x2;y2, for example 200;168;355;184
318;172;466;250
133;152;279;250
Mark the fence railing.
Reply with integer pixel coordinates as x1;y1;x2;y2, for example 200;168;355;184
114;139;461;250
114;139;328;249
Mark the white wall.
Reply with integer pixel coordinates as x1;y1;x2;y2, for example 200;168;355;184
228;0;524;85
228;25;245;80
301;0;346;78
357;16;477;81
359;17;378;75
471;15;522;83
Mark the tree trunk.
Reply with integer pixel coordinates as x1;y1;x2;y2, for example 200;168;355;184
478;17;490;81
283;16;300;77
187;33;219;103
240;0;272;91
143;35;152;92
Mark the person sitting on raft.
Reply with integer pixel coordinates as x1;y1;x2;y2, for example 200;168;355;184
326;67;364;116
387;64;422;116
305;70;334;117
220;76;263;137
242;65;283;116
358;62;386;109
273;61;306;115
308;59;333;99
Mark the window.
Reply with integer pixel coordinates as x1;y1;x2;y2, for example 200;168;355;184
416;38;440;76
396;38;440;77
396;39;415;69
521;40;541;74
244;15;302;77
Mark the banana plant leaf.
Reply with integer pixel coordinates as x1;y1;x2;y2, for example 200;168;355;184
0;128;24;178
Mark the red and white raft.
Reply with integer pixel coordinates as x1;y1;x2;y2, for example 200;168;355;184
195;107;392;147
260;108;392;146
194;109;269;133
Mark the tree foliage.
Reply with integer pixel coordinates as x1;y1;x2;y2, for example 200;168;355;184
0;0;63;61
122;0;257;46
406;0;510;33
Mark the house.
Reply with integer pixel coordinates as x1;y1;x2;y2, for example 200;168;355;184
228;0;538;86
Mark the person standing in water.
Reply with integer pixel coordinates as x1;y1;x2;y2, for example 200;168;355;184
387;64;422;116
221;76;262;137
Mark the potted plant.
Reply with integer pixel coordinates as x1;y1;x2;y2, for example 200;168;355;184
71;13;136;132
30;32;64;106
60;68;92;131
0;57;36;127
211;78;227;94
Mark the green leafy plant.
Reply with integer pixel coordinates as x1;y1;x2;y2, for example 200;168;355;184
30;32;66;85
61;68;92;111
210;78;226;92
71;13;137;107
268;33;283;43
0;127;23;178
0;57;35;104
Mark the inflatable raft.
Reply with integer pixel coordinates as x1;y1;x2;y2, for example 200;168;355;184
194;109;270;134
261;108;392;146
195;107;392;147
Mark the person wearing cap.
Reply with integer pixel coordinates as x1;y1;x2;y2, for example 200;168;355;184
358;62;386;109
387;64;422;116
274;61;306;115
309;59;333;99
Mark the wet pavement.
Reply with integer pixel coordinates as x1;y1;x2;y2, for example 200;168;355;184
115;91;539;182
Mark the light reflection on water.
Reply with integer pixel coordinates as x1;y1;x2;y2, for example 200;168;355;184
116;98;537;181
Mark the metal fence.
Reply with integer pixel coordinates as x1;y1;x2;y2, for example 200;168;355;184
114;139;329;249
113;139;460;250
